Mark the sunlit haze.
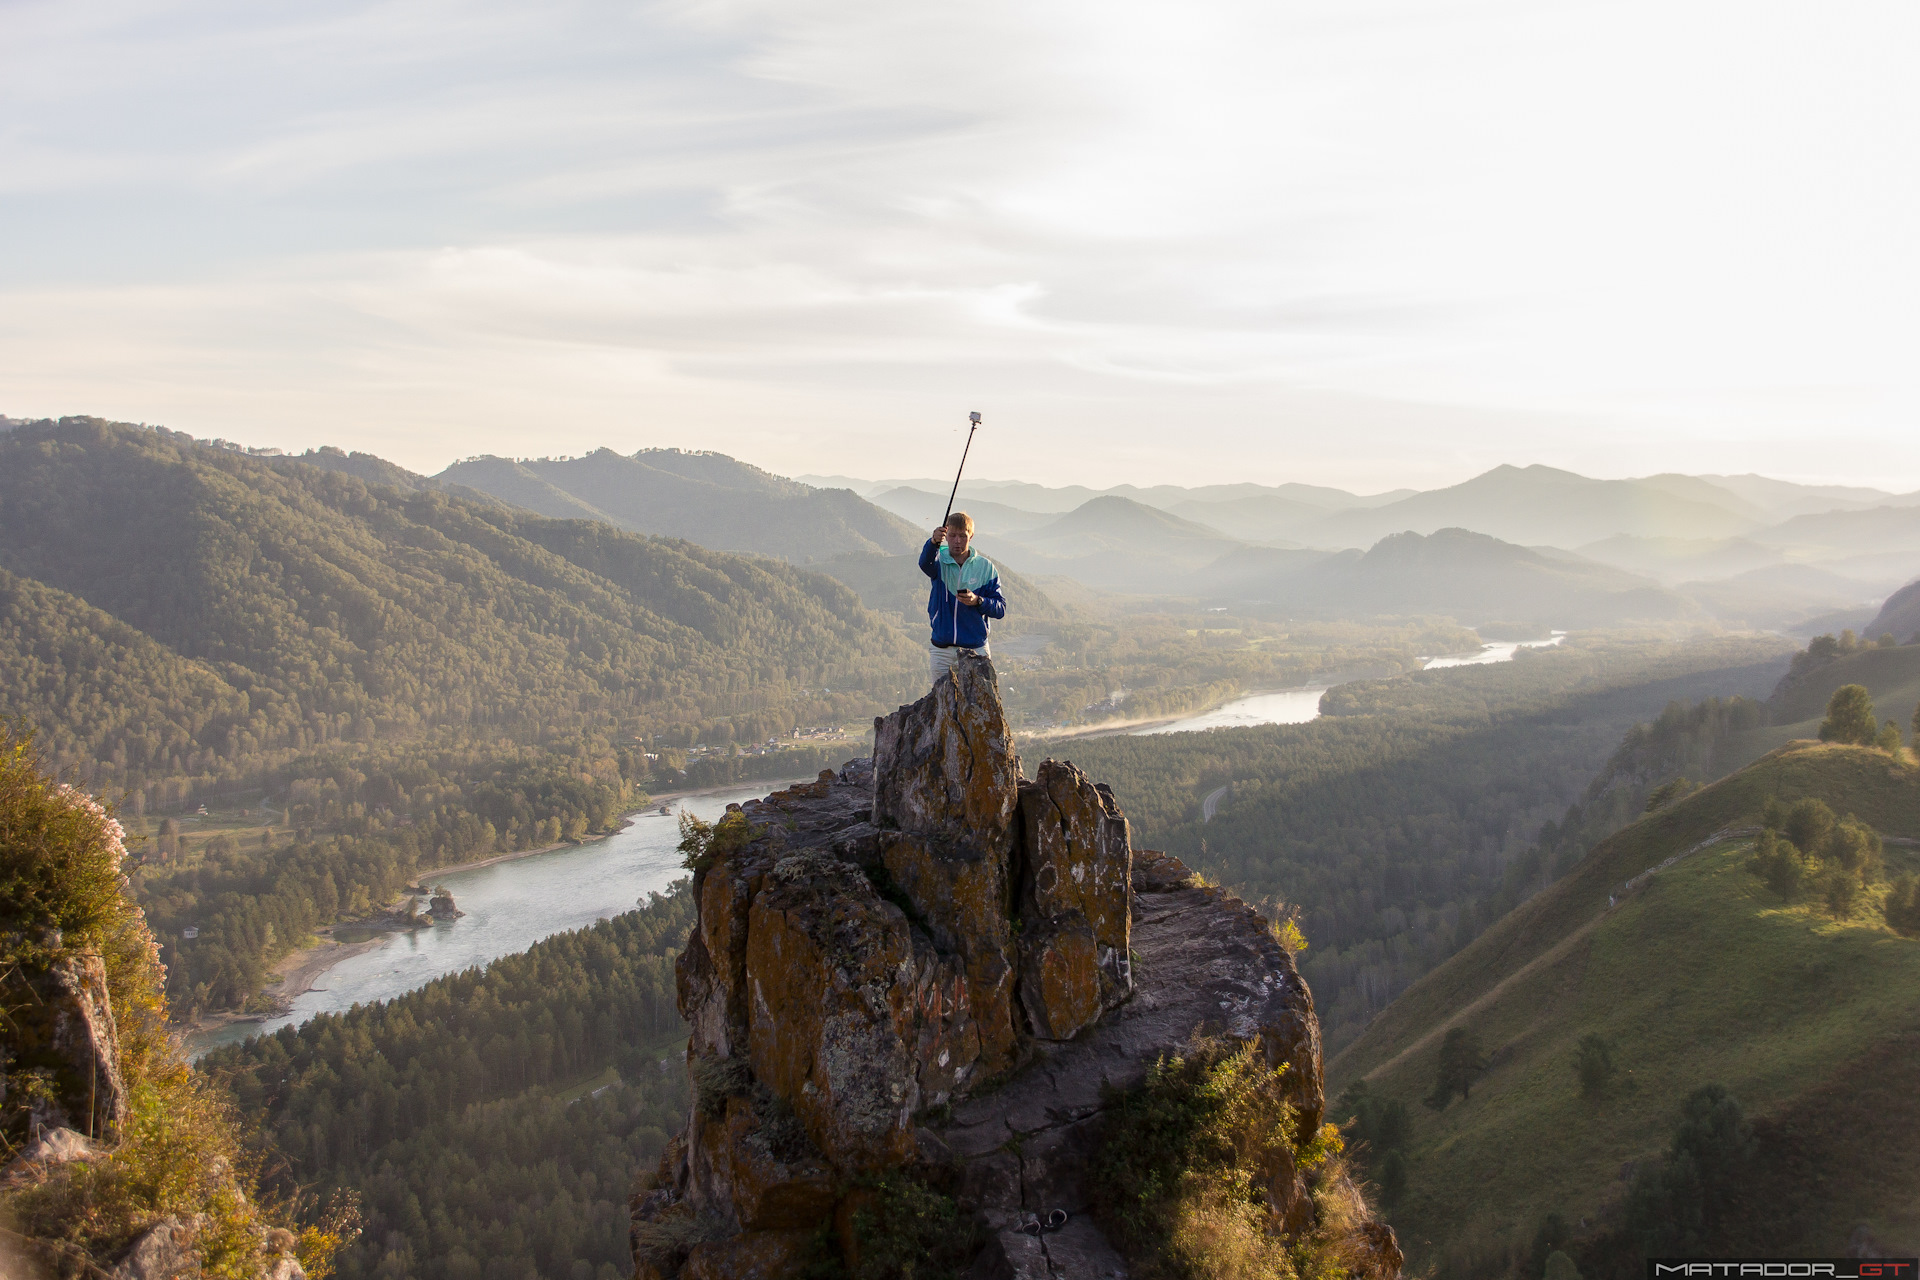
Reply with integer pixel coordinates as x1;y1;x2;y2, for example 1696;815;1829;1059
4;0;1916;489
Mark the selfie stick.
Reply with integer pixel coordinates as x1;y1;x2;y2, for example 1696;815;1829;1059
944;412;982;525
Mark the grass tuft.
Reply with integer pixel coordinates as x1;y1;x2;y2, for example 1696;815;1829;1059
1089;1035;1349;1280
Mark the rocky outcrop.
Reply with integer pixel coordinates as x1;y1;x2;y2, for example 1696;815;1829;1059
109;1216;204;1280
0;933;129;1144
634;655;1396;1278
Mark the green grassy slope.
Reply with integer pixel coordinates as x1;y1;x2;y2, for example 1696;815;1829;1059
1328;742;1920;1267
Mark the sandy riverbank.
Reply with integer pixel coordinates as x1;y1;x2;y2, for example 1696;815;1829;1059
274;933;386;1001
179;932;387;1041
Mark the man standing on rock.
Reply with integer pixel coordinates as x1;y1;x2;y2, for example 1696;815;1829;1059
921;511;1005;684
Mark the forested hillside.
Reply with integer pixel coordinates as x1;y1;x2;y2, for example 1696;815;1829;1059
0;418;921;808
1058;633;1793;1048
209;890;695;1280
0;417;922;1018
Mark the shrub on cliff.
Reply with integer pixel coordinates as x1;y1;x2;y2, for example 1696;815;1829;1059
677;808;755;873
1;726;355;1279
1090;1037;1347;1280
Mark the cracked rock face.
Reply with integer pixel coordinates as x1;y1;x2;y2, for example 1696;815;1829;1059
745;850;922;1172
1;949;128;1145
636;671;1394;1279
1018;761;1133;1013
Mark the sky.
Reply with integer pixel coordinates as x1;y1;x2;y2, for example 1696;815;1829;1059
2;0;1917;491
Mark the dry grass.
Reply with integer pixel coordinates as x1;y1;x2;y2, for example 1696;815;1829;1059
1090;1036;1355;1280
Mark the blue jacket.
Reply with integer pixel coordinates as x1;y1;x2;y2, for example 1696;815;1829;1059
920;539;1006;649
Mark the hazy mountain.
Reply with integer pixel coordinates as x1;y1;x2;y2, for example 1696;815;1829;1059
439;448;921;562
798;475;1415;516
988;495;1249;593
1680;563;1882;630
1168;493;1328;544
1865;578;1920;643
791;471;904;497
865;486;1057;536
1304;464;1759;550
1630;471;1771;521
802;465;1920;573
1114;480;1411;512
1576;534;1787;585
1751;505;1920;559
1209;528;1695;628
1697;473;1920;519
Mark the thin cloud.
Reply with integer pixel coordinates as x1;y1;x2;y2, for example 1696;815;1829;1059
0;0;1915;487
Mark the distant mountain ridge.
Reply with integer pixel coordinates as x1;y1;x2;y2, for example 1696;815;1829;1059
1302;464;1758;549
850;462;1920;626
438;448;921;562
1211;528;1697;628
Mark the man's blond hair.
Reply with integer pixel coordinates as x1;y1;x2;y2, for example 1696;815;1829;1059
945;511;975;535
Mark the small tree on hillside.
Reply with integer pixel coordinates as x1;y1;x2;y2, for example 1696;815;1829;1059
1747;829;1813;901
1818;684;1879;746
1783;798;1836;854
1424;1026;1488;1109
1911;700;1920;750
1573;1034;1617;1099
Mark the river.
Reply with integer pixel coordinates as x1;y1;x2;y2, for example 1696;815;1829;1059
191;633;1572;1049
1133;686;1329;735
1132;632;1567;736
187;783;780;1056
1421;632;1566;669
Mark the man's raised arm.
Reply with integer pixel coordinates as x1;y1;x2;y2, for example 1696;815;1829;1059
918;527;944;578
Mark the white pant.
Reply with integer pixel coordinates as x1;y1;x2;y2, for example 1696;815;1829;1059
930;642;991;683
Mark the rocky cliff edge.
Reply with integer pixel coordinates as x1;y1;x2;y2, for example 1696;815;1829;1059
632;655;1402;1279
